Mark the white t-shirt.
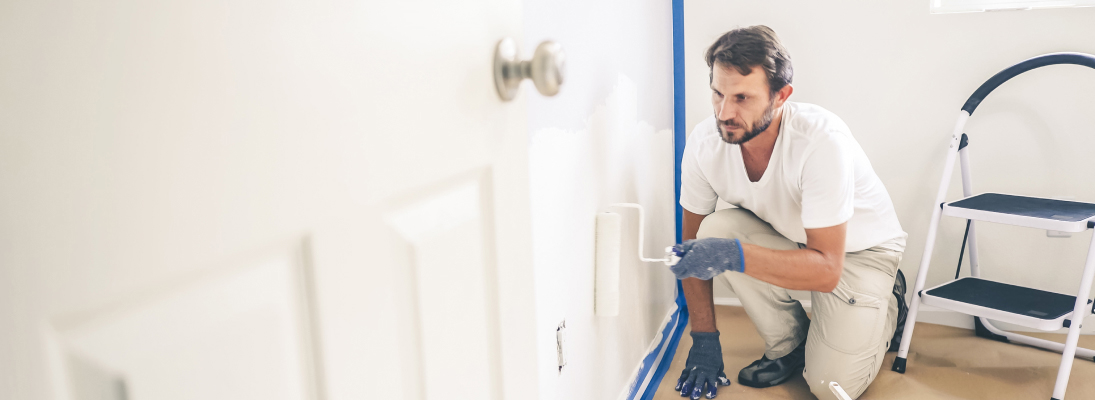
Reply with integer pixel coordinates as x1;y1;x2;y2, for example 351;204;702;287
681;102;906;253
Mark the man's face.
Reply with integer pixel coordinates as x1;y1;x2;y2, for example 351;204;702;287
710;64;778;144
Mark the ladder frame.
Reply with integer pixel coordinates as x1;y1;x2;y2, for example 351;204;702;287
890;52;1095;400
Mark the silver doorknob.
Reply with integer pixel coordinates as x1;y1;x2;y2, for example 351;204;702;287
494;38;565;101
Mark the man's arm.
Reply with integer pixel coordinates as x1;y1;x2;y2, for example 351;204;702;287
741;223;846;292
681;209;717;332
680;210;846;296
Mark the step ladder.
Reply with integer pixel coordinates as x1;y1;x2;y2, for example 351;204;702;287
891;53;1095;400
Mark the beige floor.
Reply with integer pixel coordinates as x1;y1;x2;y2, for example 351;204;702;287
653;305;1095;400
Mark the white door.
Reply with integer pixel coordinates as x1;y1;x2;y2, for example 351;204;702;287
0;1;538;400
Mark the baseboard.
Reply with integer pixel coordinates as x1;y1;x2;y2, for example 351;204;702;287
712;297;745;307
713;297;1093;335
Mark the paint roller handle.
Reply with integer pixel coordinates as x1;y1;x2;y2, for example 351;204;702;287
665;246;683;266
608;202;678;264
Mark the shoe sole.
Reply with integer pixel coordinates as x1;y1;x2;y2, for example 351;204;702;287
736;364;804;389
889;270;908;352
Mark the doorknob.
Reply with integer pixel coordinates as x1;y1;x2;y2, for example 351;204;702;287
493;38;565;101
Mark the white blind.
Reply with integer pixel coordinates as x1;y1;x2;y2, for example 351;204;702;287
931;0;1095;13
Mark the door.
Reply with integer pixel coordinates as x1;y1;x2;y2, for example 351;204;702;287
0;1;538;399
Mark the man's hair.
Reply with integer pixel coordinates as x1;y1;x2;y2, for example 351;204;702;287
705;25;793;96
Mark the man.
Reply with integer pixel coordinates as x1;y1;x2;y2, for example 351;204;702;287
667;26;908;400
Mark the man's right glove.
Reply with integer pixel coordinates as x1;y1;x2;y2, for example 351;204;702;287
676;331;732;399
669;238;745;280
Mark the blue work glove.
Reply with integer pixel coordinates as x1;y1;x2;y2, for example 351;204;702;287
676;331;731;399
670;238;745;280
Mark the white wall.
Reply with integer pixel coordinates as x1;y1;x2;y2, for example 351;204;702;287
523;1;678;399
685;1;1095;333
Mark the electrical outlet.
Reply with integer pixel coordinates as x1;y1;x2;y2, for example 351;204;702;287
556;320;567;373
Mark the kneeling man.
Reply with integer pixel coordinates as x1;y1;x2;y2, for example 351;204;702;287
669;26;908;400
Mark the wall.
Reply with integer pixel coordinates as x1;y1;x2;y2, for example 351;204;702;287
684;1;1095;333
523;1;678;399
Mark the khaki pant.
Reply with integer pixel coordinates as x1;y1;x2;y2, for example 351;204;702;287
697;208;902;400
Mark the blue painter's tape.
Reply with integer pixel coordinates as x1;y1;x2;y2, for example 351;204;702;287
623;292;683;400
672;0;686;246
638;281;689;400
631;0;690;398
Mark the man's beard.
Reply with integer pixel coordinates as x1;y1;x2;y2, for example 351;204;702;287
717;100;777;145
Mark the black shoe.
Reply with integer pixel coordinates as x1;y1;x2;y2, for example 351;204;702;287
737;340;806;388
888;269;908;352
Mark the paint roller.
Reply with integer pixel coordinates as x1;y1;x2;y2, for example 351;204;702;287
594;203;682;317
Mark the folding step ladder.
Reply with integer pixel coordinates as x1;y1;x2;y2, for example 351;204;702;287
891;53;1095;400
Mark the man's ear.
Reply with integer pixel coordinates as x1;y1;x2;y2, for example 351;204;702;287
773;84;794;107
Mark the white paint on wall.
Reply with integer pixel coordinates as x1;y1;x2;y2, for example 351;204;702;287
529;75;677;400
523;0;676;398
684;1;1095;327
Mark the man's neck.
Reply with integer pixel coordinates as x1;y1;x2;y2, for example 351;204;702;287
741;106;783;155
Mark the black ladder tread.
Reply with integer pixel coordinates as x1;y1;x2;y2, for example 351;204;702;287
947;193;1095;222
925;278;1077;321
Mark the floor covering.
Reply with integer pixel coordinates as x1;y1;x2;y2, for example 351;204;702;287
652;305;1095;400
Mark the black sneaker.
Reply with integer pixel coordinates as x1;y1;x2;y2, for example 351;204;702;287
888;269;908;352
737;339;806;388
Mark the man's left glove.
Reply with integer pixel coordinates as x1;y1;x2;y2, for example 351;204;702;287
669;238;745;280
676;331;731;399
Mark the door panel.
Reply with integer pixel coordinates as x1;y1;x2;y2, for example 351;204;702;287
45;244;318;400
386;174;502;400
0;0;537;399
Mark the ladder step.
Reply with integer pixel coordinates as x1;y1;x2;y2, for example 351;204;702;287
921;277;1083;331
943;193;1095;232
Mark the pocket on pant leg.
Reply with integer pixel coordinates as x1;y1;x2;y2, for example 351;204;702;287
813;283;885;355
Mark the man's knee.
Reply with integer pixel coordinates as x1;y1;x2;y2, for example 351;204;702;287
696;208;799;251
801;328;882;400
696;208;787;243
696;208;756;240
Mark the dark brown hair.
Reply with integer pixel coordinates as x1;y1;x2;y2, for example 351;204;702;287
705;25;793;96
